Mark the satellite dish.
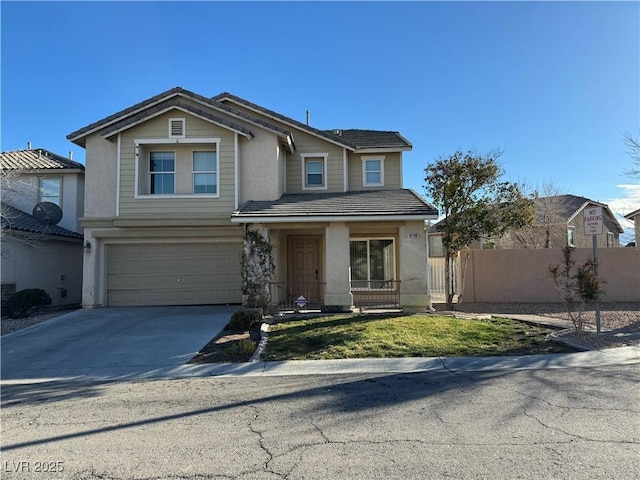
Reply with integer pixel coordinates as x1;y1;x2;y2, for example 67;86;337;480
33;202;63;226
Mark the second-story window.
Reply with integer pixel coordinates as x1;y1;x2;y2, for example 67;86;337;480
150;151;175;195
362;156;384;186
193;151;217;194
39;177;62;206
301;153;328;190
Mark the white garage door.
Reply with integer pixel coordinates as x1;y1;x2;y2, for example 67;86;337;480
107;243;242;306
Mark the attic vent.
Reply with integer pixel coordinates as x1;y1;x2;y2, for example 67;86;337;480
169;118;185;138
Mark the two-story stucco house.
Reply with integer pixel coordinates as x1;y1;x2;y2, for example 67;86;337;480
68;87;438;311
1;146;85;308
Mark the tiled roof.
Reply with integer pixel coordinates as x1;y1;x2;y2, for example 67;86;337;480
1;203;83;239
67;87;293;146
213;92;412;151
320;129;412;149
233;190;437;221
1;148;85;171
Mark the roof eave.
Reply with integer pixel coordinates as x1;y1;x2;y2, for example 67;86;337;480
231;213;439;224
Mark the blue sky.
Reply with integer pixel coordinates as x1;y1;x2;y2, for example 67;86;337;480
2;1;639;242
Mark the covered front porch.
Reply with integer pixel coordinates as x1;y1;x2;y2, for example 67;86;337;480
231;190;439;313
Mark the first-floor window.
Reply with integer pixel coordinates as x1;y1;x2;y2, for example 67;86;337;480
350;238;395;289
193;151;217;194
39;177;62;205
150;151;175;194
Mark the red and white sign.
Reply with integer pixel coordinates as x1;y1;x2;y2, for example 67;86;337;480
583;206;603;235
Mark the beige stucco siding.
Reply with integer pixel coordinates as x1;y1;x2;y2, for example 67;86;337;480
347;152;402;191
118;110;237;217
238;128;283;203
85;134;117;218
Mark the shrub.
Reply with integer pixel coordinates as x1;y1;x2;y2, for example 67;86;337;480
6;288;51;319
226;309;263;331
224;338;258;358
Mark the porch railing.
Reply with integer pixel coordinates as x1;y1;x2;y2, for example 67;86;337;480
351;280;401;310
268;282;326;311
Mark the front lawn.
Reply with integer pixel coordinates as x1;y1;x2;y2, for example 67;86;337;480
262;313;577;360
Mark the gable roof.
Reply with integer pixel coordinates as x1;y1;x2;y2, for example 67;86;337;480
624;208;640;221
1;203;83;239
1;148;85;171
213;92;412;152
232;189;437;223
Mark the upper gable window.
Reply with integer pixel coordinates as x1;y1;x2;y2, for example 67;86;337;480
301;153;328;190
362;156;384;186
169;118;185;138
150;151;175;194
39;177;62;206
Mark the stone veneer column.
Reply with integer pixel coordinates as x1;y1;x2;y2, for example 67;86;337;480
324;222;353;310
398;222;430;312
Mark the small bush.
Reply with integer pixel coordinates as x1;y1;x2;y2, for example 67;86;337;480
226;309;262;331
224;338;258;357
6;288;51;319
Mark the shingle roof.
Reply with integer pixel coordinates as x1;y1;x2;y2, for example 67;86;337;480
625;208;640;220
213;92;412;151
1;148;85;171
233;189;437;221
1;203;83;239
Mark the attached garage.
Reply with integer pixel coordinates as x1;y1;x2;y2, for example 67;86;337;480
107;243;242;306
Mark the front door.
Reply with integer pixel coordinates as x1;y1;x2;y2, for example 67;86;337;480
288;235;321;304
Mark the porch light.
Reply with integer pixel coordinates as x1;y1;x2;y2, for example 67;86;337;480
84;241;91;253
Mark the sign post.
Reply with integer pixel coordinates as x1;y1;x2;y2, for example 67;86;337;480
583;207;602;333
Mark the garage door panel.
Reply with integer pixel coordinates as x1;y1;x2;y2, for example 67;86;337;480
107;243;242;306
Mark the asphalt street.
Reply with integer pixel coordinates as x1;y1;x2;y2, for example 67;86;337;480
2;365;638;480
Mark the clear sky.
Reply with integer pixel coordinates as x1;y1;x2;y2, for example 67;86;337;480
2;1;639;242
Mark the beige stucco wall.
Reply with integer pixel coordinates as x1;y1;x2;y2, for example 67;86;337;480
461;247;640;303
324;222;353;308
398;221;430;310
1;236;83;306
84;134;117;218
238;129;283;203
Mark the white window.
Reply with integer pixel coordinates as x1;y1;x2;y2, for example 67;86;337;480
301;153;328;190
362;156;384;186
607;232;614;247
150;151;175;195
193;151;217;194
169;118;185;138
567;226;575;247
39;177;62;206
429;235;444;257
350;238;396;289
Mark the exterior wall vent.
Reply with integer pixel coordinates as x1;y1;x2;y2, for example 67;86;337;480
169;118;186;138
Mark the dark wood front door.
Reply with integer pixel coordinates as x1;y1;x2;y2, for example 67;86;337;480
288;235;321;303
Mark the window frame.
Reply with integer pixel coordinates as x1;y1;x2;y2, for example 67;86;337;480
301;153;328;190
149;150;176;195
192;150;218;195
134;137;221;199
349;237;397;291
362;155;385;187
607;231;614;247
38;176;62;206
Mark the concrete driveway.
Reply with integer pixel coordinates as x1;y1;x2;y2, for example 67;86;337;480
1;305;238;382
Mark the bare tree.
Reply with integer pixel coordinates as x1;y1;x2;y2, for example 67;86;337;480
515;181;571;248
623;130;640;180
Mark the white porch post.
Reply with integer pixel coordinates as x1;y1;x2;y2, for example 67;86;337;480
399;222;430;312
324;222;353;310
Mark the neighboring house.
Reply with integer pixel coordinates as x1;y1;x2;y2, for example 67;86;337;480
428;194;624;254
1;147;85;308
624;208;639;247
67;87;438;311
